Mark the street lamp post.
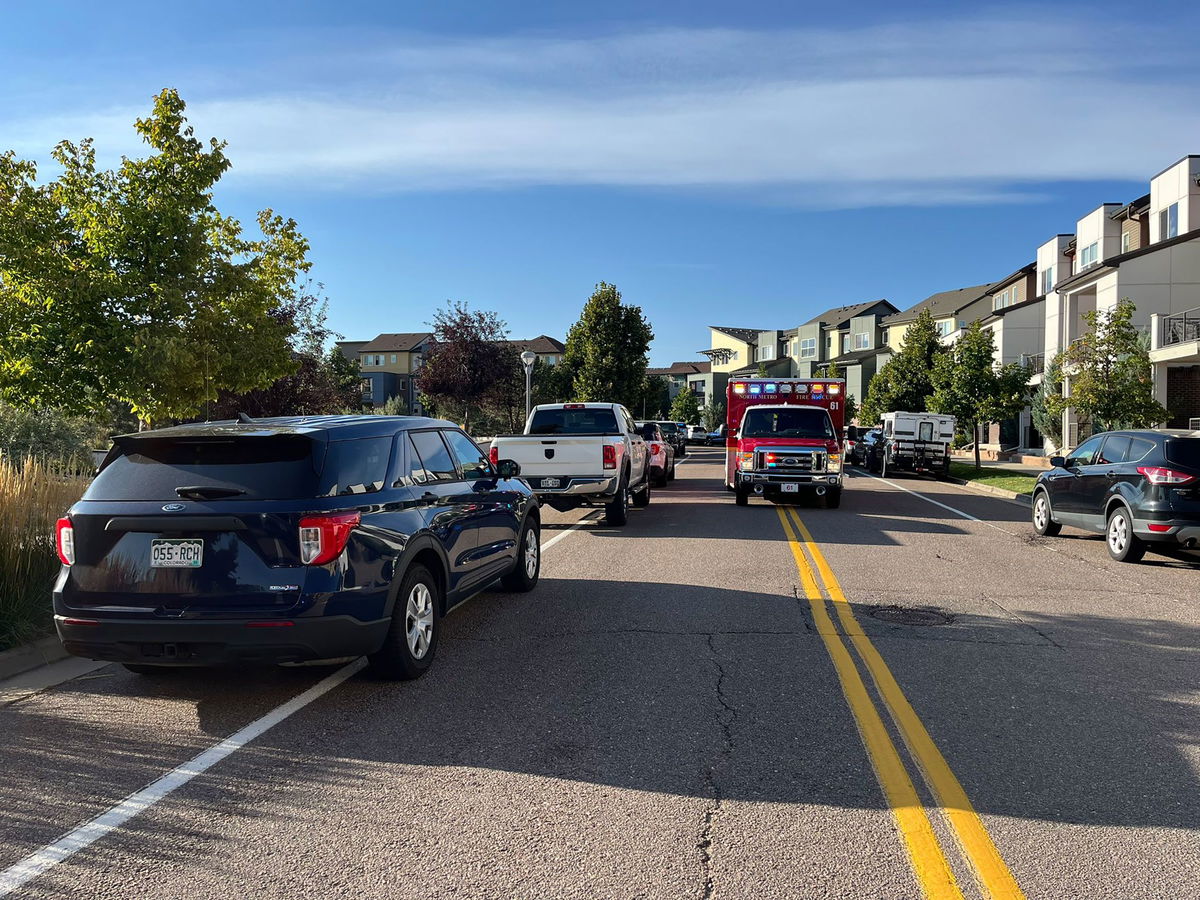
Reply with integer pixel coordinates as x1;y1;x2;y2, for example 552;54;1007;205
520;351;537;423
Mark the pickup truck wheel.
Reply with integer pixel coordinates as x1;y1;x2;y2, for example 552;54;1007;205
501;516;540;592
605;479;629;526
633;476;651;507
369;564;440;680
823;487;842;509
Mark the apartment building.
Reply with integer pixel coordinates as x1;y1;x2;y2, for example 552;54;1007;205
1041;155;1200;446
504;335;566;366
646;361;714;407
341;332;433;413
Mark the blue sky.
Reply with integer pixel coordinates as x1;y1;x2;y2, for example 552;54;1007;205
3;1;1199;364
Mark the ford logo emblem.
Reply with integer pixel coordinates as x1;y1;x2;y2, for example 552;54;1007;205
784;457;798;466
161;503;186;512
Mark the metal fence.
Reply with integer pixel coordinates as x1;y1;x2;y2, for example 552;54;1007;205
1162;307;1200;346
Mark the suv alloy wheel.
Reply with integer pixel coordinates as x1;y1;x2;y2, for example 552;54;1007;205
1031;490;1061;537
1106;505;1146;563
369;563;441;679
501;517;541;591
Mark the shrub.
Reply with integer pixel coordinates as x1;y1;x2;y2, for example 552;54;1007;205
0;404;108;466
0;457;90;650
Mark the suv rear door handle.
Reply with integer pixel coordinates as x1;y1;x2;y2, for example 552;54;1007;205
1106;471;1117;478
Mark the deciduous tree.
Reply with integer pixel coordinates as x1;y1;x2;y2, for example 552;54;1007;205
1060;299;1166;435
701;400;725;432
930;321;1029;469
669;387;701;424
561;282;654;408
0;89;312;425
416;301;512;433
860;309;944;424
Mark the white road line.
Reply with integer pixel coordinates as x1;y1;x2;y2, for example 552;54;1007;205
853;470;1018;535
0;658;366;897
540;511;601;552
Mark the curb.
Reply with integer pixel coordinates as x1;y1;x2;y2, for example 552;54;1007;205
0;635;68;681
947;477;1032;505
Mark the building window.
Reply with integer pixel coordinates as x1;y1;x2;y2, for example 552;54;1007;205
841;334;850;354
799;338;816;358
360;356;371;366
1078;242;1099;270
690;380;704;394
1121;231;1132;254
390;354;397;363
1159;202;1179;240
853;332;870;350
1039;266;1055;295
993;288;1011;311
936;320;954;337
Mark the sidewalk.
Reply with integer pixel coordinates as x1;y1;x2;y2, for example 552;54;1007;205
950;452;1048;475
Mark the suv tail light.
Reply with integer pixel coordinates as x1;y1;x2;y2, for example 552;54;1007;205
651;442;662;455
489;445;499;466
602;445;617;470
1137;466;1196;485
299;512;361;565
55;517;75;566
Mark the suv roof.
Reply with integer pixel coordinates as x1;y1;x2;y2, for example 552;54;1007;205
116;415;459;443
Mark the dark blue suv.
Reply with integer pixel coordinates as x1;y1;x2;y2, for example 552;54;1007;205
53;416;540;679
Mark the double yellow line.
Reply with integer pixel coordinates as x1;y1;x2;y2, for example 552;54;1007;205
776;506;1024;900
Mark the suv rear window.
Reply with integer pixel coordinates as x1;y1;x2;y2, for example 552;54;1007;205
86;434;392;501
741;408;834;440
529;408;619;435
656;422;679;435
1164;438;1200;469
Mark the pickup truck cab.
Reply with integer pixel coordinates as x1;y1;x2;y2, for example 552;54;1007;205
490;403;651;525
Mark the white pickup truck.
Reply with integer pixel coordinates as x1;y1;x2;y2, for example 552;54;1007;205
489;403;651;525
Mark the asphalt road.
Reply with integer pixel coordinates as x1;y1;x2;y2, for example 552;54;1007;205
2;447;1198;898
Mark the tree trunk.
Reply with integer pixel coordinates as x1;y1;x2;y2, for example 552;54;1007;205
974;421;981;470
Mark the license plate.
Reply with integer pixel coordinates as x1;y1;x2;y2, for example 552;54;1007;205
781;483;799;493
151;538;204;568
541;477;561;489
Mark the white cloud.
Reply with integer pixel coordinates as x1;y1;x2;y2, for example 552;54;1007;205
6;13;1200;207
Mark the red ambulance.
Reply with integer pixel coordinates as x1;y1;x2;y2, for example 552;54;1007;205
724;378;847;508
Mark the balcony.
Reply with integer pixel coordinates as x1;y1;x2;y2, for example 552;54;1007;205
1162;307;1200;347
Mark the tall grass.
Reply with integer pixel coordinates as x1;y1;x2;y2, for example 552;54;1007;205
0;456;89;651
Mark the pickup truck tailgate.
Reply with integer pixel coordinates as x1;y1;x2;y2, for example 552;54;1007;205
491;436;614;478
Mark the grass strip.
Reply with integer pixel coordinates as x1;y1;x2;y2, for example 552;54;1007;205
948;461;1038;496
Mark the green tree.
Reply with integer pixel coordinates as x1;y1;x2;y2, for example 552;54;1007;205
844;394;859;425
930;321;1030;469
701;399;725;432
1060;299;1167;435
860;309;944;424
562;282;654;408
669;388;701;424
1030;352;1064;451
639;375;671;419
0;89;312;425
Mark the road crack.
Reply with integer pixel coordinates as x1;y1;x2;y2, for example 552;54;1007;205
698;632;737;900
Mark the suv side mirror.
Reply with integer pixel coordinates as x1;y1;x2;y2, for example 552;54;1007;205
497;459;521;479
1049;455;1066;468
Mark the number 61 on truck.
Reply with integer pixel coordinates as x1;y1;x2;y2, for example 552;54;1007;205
723;378;847;508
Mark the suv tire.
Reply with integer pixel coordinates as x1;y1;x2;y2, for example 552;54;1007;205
605;476;629;525
501;517;541;592
667;462;676;481
1031;490;1061;537
1106;505;1146;563
734;486;749;506
369;563;440;680
824;487;842;509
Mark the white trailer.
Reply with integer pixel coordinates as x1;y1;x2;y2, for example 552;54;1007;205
867;412;956;478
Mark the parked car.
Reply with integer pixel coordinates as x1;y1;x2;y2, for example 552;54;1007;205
706;424;729;446
637;422;676;485
489;403;651;525
686;425;707;444
849;428;882;467
53;416;540;679
654;420;687;458
1031;429;1200;562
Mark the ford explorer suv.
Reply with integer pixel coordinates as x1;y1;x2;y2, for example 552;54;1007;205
489;403;651;525
1031;429;1200;562
53;416;540;679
